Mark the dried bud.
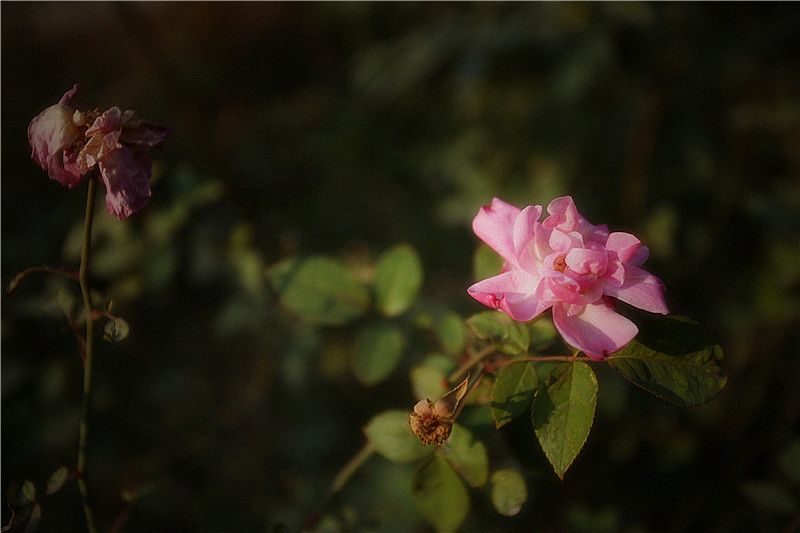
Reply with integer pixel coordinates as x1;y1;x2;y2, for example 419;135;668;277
409;376;469;446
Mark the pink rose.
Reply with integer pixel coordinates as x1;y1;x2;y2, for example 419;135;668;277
468;196;669;360
28;84;171;219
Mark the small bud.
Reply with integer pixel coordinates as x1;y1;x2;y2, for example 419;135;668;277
409;376;469;446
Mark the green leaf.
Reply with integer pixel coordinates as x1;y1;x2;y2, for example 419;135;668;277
410;365;448;402
22;480;36;504
7;480;36;506
268;256;369;326
373;244;423;318
491;361;539;428
490;469;528;516
467;311;530;355
438;313;468;355
532;361;597;479
46;466;70;496
607;315;727;407
352;322;406;385
363;410;431;464
441;423;489;488
103;317;130;342
411;456;469;533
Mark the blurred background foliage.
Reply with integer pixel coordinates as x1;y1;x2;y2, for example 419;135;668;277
2;3;799;532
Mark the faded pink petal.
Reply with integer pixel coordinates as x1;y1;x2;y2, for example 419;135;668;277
97;147;152;219
552;301;639;360
604;265;669;314
27;85;84;188
565;247;607;276
28;85;170;219
544;196;609;243
58;84;80;106
468;269;549;322
606;232;641;263
473;198;522;265
628;245;650;267
80;107;169;218
513;205;542;263
119;109;172;148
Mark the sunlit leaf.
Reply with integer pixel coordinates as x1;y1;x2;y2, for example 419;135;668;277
411;456;469;533
467;311;530;355
491;361;539;428
532;361;597;479
438;313;469;355
268;256;369;326
352;322;406;385
45;466;69;496
103;317;130;342
363;410;431;464
441;423;488;488
490;469;528;516
607;315;727;407
373;244;423;318
410;365;448;402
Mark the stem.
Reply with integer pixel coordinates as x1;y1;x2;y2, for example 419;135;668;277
77;178;98;533
447;345;496;384
453;370;485;420
485;355;591;373
4;265;79;295
328;441;375;497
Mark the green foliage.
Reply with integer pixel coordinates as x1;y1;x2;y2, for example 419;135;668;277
352;322;406;385
373;244;423;318
410;364;448;402
491;361;539;428
411;456;469;533
440;424;488;488
467;311;530;355
608;315;727;407
437;313;469;356
490;469;528;517
364;410;431;464
532;361;598;479
268;256;369;326
45;467;69;496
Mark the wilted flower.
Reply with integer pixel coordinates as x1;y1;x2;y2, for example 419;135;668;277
28;84;170;219
409;377;469;446
468;196;669;360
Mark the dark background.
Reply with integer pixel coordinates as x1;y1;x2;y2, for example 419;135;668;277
3;3;798;532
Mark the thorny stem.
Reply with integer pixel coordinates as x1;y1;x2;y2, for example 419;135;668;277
453;369;486;420
447;345;495;384
329;441;375;497
486;354;591;373
315;441;376;521
77;177;98;533
4;265;79;295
